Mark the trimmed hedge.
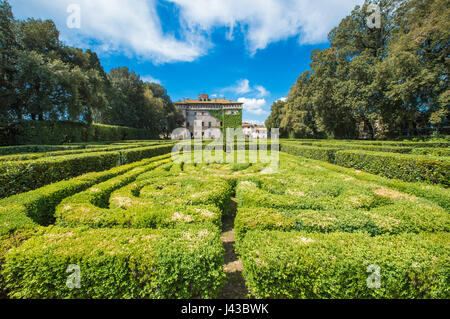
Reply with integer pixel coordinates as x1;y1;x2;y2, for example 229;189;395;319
234;202;450;245
280;143;338;163
0;144;86;156
57;159;171;209
0;144;174;198
0;154;171;234
0;228;44;298
304;156;450;211
0;142;162;162
56;204;221;230
235;180;390;211
335;150;449;186
2;226;225;299
239;230;450;299
110;176;233;215
0;120;158;146
281;139;449;148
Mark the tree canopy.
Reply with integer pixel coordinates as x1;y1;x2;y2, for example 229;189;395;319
266;0;449;139
0;0;183;136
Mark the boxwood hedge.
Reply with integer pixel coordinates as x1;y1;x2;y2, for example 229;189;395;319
280;143;338;163
56;204;222;230
0;142;162;162
2;226;225;299
335;150;449;185
110;176;233;215
234;202;450;245
0;144;174;198
0;154;171;234
239;230;450;299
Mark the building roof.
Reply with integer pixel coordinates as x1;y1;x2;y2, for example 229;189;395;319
242;123;254;127
175;98;242;105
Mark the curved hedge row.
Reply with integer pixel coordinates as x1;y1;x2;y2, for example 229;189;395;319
2;226;225;299
239;231;449;299
110;175;233;214
0;154;172;235
0;144;174;198
54;162;223;230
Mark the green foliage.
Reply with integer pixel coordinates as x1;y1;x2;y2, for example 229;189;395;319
240;231;450;299
335;150;450;185
281;140;450;186
2;226;225;299
109;175;232;215
314;156;450;211
0;121;158;146
0;142;161;162
0;144;85;156
0;144;173;198
268;0;450;139
0;2;180;138
235;202;450;245
102;68;184;135
280;143;338;162
209;109;243;136
0;154;171;234
0;227;44;298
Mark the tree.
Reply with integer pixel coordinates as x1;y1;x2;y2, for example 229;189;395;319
265;99;286;136
267;0;448;139
0;0;18;123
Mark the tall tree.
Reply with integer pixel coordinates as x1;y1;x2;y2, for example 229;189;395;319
0;0;18;122
268;0;448;139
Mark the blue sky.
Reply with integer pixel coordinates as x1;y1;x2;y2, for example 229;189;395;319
10;0;362;125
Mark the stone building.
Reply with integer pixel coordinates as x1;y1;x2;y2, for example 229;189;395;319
242;123;268;139
174;94;243;138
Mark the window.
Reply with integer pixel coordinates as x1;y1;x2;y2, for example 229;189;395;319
208;122;211;127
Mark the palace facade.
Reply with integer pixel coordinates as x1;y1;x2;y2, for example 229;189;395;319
174;94;243;138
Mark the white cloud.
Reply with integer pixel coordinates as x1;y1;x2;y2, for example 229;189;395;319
10;0;363;62
235;79;251;94
223;79;269;97
10;0;208;63
238;97;268;116
169;0;363;54
255;85;269;98
278;97;287;102
141;75;161;85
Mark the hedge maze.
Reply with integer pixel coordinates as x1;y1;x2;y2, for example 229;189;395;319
0;139;449;299
235;154;449;298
